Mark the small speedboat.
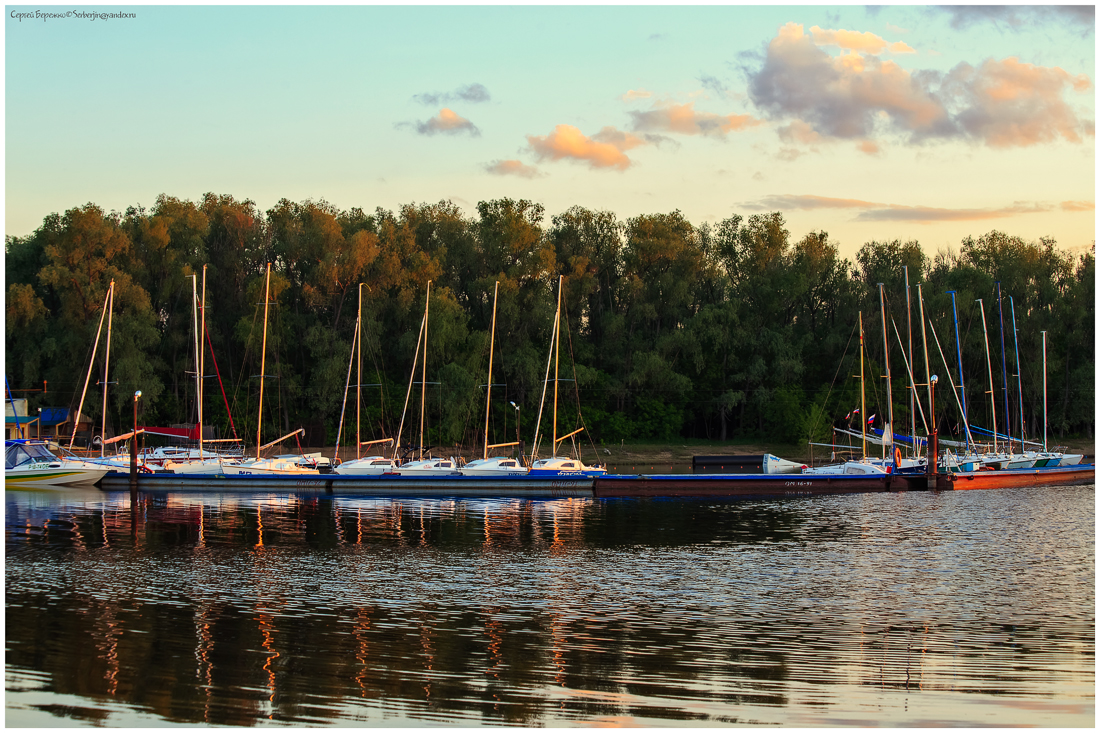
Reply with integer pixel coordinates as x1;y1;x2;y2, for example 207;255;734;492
220;456;321;476
459;456;528;477
334;456;397;475
802;460;890;476
392;458;460;476
5;440;108;489
528;456;606;477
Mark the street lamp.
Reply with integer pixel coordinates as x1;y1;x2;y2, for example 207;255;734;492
928;376;938;487
130;391;142;491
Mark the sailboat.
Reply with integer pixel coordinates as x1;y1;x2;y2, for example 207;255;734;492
390;282;460;476
528;276;605;478
333;283;397;475
219;263;320;476
461;281;528;477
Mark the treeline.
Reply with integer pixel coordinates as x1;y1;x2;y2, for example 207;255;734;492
4;194;1094;453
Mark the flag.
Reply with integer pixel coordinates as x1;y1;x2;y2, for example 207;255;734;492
867;413;876;424
845;408;860;419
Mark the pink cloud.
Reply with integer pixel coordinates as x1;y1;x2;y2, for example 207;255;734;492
740;193;1053;222
411;108;480;136
946;57;1093;146
484;159;541;179
526;124;644;170
628;102;763;137
809;26;916;54
1061;200;1095;211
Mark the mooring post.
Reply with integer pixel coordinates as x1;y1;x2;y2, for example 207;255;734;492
130;390;141;494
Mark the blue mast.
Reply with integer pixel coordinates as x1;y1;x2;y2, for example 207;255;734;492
947;290;968;451
995;283;1011;452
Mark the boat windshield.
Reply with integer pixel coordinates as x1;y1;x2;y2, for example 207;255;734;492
6;442;57;469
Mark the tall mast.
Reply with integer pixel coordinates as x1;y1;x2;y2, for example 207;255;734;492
995;283;1011;451
357;283;363;460
877;284;893;460
256;263;271;460
910;281;928;453
192;274;201;455
71;286;112;450
1041;331;1048;452
859;311;866;459
101;280;115;458
483;281;499;461
904;267;914;456
552;275;563;458
947;291;968;452
200;266;207;457
977;298;998;453
1009;296;1025;447
419;281;431;460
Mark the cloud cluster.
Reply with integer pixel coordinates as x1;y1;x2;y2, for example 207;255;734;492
739;193;1070;222
404;108;480;137
526;125;646;170
747;22;1093;149
413;83;490;106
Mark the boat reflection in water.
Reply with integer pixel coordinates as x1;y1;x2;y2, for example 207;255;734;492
5;486;1094;727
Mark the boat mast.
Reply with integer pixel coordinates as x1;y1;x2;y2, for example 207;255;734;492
192;274;201;456
915;284;933;457
904;267;914;456
995;283;1011;452
947;290;969;452
877;284;893;460
256;263;271;460
200;266;207;458
859;311;866;459
419;281;431;460
1009;296;1026;447
552;275;563;458
70;285;113;450
977;298;998;453
394;289;428;458
357;282;363;460
101;280;115;458
1041;331;1048;452
483;281;499;461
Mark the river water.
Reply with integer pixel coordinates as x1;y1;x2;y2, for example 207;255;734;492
5;484;1094;727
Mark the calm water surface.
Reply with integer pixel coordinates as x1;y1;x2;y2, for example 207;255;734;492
5;485;1094;726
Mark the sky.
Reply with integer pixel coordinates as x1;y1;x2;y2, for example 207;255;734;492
4;4;1096;260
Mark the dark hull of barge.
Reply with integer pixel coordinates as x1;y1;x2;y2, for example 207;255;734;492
593;472;931;497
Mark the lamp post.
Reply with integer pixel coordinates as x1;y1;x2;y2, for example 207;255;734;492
927;375;938;489
130;390;142;492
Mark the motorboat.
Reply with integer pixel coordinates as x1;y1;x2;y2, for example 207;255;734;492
459;456;528;476
528;456;606;477
219;456;321;476
392;457;460;476
5;440;109;489
802;460;890;476
334;456;397;475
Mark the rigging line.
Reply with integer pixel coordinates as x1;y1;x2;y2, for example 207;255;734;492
807;319;859;439
204;327;239;441
563;301;599;460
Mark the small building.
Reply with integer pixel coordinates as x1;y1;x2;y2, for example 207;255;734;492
4;399;39;440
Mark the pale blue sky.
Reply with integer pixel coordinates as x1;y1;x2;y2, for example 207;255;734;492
5;5;1095;258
